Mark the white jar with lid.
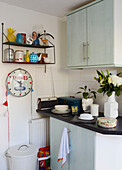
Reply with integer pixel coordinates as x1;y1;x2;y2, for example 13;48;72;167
15;50;24;62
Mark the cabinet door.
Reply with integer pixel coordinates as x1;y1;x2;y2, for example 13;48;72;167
67;9;87;67
69;124;94;170
50;118;69;170
87;1;113;65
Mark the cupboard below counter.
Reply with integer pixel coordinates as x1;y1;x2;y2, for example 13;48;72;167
36;109;122;170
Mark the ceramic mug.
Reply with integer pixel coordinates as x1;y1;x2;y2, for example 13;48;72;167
16;33;23;44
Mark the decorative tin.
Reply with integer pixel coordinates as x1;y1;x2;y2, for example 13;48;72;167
97;117;117;128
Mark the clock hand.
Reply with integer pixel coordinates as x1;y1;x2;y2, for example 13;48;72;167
20;81;22;87
15;79;21;84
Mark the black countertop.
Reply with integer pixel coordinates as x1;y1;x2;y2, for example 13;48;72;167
36;109;122;135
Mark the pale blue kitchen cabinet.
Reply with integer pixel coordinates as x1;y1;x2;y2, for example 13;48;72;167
67;8;87;67
67;0;122;68
69;124;94;170
50;117;95;170
50;117;70;170
87;0;113;66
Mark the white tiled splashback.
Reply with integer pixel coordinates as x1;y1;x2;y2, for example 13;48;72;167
35;66;69;98
68;68;122;116
35;66;122;116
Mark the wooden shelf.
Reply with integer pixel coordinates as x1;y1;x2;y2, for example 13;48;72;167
3;42;54;48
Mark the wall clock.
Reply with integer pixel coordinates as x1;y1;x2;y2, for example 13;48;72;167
6;68;33;97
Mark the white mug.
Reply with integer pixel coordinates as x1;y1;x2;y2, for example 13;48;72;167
90;104;99;116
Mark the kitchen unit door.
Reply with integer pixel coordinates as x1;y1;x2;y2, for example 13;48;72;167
69;124;94;170
67;8;87;67
87;0;113;66
50;117;95;170
67;0;115;68
50;117;69;170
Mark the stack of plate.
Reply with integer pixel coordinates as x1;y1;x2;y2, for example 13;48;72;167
51;105;70;114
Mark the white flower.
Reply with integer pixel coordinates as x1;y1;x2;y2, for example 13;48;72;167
108;77;112;84
100;79;104;85
111;75;122;87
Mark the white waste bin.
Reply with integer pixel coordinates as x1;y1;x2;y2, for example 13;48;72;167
6;144;38;170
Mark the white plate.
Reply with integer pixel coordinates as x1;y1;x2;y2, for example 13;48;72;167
51;109;70;114
78;113;94;120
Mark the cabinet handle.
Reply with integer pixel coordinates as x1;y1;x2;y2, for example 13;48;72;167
83;42;86;60
87;42;89;60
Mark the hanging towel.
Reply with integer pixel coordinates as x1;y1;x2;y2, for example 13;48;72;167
57;127;70;168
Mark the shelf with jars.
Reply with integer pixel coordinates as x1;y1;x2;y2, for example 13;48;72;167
2;23;56;65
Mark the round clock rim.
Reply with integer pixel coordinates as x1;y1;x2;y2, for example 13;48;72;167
6;68;33;97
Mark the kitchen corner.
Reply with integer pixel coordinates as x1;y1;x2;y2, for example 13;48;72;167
37;106;122;170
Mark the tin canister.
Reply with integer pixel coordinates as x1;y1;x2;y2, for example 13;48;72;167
15;50;24;62
4;48;14;61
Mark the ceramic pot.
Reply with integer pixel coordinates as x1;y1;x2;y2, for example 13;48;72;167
29;52;41;63
15;50;24;62
104;92;118;118
82;98;93;112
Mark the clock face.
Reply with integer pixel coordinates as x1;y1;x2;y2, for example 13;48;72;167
6;68;33;97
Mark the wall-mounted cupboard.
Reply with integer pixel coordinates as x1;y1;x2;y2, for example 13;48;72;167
67;0;122;68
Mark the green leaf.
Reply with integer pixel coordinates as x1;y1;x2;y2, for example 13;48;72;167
83;92;88;99
84;85;87;91
94;77;99;81
79;87;84;90
97;70;102;76
101;70;105;77
75;91;82;95
117;72;122;76
116;90;120;96
91;91;97;98
97;88;104;93
106;70;110;76
107;91;112;97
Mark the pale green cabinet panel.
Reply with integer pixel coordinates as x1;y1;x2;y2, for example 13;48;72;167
87;1;113;66
50;118;69;170
67;9;87;67
66;0;121;68
69;124;94;170
50;118;95;170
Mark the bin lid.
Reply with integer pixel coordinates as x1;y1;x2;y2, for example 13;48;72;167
7;144;38;159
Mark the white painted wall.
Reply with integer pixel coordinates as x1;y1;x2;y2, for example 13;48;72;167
0;2;69;170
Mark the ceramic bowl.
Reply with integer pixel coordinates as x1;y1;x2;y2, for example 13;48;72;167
55;105;69;111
